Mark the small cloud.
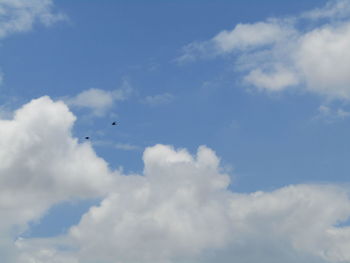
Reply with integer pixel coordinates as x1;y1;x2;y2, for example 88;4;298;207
0;0;66;39
337;108;350;118
176;41;217;64
315;105;350;123
244;65;299;92
301;0;350;20
115;143;141;151
143;93;174;106
65;81;133;117
67;88;115;115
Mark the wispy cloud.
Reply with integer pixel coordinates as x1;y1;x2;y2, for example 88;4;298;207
65;80;133;117
143;92;174;106
115;143;140;151
301;0;350;20
178;0;350;100
315;105;350;123
0;0;65;88
0;0;66;39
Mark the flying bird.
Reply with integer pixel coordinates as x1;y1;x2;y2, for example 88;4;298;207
85;136;90;140
112;121;117;125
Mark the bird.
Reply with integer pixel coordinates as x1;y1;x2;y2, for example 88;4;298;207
112;121;117;126
85;136;90;140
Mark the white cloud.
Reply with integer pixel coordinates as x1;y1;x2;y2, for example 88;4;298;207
296;22;350;99
143;93;174;106
66;82;132;116
14;144;350;263
213;21;295;53
244;65;299;91
1;98;350;263
0;96;115;237
302;0;350;20
315;105;350;122
0;0;64;86
0;0;65;38
178;21;294;63
178;19;297;63
179;0;350;100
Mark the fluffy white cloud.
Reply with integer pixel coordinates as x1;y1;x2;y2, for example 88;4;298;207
244;65;299;91
62;145;230;263
0;96;115;236
296;22;350;99
213;21;295;53
2;97;350;263
0;0;65;38
15;144;350;263
179;0;350;100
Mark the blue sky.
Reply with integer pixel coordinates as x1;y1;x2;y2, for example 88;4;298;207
2;0;350;262
3;0;343;191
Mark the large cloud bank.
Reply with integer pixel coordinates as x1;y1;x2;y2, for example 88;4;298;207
179;0;350;100
0;97;349;262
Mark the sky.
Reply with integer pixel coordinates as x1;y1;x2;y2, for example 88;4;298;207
2;0;350;262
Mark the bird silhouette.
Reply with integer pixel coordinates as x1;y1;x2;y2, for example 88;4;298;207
83;122;117;141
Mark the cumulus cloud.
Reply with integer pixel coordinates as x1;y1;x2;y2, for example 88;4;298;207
0;0;65;38
179;0;350;100
66;82;132;116
0;96;115;237
2;97;350;263
296;22;350;99
13;143;350;263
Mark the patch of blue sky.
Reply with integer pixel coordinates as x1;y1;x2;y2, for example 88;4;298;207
21;199;101;238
